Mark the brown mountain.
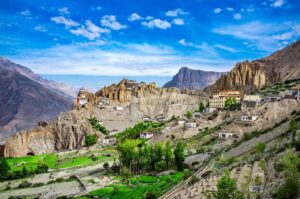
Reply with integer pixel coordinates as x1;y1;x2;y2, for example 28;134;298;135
0;57;73;141
204;40;300;94
163;67;226;90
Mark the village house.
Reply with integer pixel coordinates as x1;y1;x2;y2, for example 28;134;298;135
177;119;186;125
184;122;197;128
218;132;233;139
142;115;151;121
193;112;201;118
109;129;119;136
140;132;154;139
102;137;116;146
77;88;88;106
209;90;241;109
204;107;217;113
115;106;124;111
155;114;166;122
296;89;300;101
241;95;262;111
266;95;282;102
100;97;110;105
241;115;258;122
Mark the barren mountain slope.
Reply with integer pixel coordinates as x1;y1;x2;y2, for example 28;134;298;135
205;40;300;93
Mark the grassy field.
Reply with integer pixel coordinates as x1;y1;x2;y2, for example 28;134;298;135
6;153;113;172
85;172;184;199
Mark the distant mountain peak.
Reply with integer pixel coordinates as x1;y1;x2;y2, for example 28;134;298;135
163;67;226;90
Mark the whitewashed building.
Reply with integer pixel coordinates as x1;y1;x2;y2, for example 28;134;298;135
115;106;124;111
177;120;186;125
109;129;119;136
184;122;197;128
142;115;151;121
218;132;233;139
241;115;258;122
140;132;154;139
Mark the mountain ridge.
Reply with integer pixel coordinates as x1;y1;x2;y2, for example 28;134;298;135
163;67;226;90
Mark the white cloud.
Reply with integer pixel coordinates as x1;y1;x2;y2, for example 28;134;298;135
128;13;142;21
141;19;171;30
272;32;293;40
96;6;102;11
271;0;285;7
20;10;31;16
166;8;188;17
213;21;297;51
58;7;70;15
172;18;184;25
34;25;46;32
214;8;222;14
233;13;242;20
101;15;127;30
51;16;79;27
70;20;110;40
11;43;235;77
214;44;237;53
227;7;234;12
145;16;154;20
179;39;236;54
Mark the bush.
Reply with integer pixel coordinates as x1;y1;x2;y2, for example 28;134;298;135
85;134;97;147
145;191;156;199
18;181;32;188
56;177;64;182
188;175;199;185
32;182;44;187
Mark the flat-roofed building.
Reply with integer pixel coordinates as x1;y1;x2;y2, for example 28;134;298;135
209;90;241;109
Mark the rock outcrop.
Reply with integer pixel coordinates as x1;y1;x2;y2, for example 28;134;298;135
96;79;179;103
4;111;100;157
205;40;300;93
163;67;225;90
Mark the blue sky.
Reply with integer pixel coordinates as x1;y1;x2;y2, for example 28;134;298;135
0;0;300;77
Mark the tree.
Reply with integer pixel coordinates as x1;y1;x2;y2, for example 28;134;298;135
199;102;205;112
0;158;10;180
103;162;110;172
174;141;185;171
215;170;244;199
164;141;173;168
274;150;300;199
225;98;232;111
186;111;193;120
85;134;97;147
289;117;298;133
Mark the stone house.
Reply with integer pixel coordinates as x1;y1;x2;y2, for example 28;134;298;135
218;132;233;139
184;122;197;128
109;129;119;136
140;132;154;139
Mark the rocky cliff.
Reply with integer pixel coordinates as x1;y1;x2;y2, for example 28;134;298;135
4;111;101;157
163;67;225;90
205;40;300;93
0;58;74;140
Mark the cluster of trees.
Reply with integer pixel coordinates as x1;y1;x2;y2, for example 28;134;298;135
116;140;185;175
198;101;206;113
225;98;238;111
89;117;109;135
117;122;163;142
0;158;48;181
273;150;300;199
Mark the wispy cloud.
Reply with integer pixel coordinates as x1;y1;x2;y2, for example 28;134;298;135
101;15;127;30
70;20;110;40
165;8;188;17
10;43;236;76
271;0;285;7
128;13;143;21
213;21;298;51
20;10;32;19
58;7;70;15
141;19;171;30
34;25;46;32
51;16;79;28
214;8;222;14
233;13;242;20
172;18;184;25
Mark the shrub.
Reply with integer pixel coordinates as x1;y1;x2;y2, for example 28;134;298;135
85;134;97;147
32;182;44;187
18;181;32;188
188;175;199;185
